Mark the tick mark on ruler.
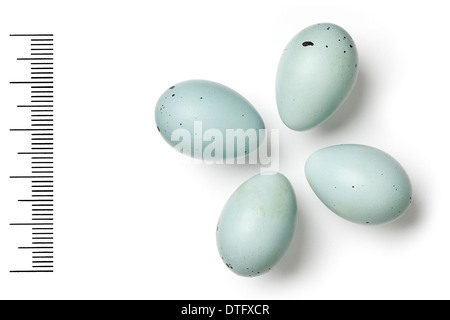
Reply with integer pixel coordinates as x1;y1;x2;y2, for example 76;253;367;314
11;81;53;84
19;105;53;107
18;152;53;155
10;34;53;36
17;58;53;60
10;270;53;273
33;266;54;268
12;222;53;226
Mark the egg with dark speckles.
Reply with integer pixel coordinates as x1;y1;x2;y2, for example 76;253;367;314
155;80;265;160
276;23;358;131
305;144;412;225
216;172;297;277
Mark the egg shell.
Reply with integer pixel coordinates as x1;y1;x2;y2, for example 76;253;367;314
305;144;412;225
216;172;297;277
276;23;358;131
155;80;265;159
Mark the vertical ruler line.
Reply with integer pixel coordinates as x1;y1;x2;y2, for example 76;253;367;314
9;33;55;273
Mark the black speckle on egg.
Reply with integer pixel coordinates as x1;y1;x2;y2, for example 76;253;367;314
302;41;314;47
326;45;329;48
172;94;175;97
157;126;160;132
327;27;330;30
366;222;370;224
169;86;175;90
180;123;182;126
352;186;355;188
344;51;346;53
350;44;353;48
343;36;346;40
355;64;358;68
200;97;203;99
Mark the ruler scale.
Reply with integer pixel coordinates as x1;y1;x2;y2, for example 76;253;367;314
9;33;54;273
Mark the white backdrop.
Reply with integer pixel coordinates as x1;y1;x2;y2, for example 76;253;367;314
0;0;448;299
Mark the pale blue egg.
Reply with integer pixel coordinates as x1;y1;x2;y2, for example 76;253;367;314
155;80;265;160
216;173;297;276
305;144;412;225
276;23;358;131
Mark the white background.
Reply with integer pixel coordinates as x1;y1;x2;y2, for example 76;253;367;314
0;0;449;300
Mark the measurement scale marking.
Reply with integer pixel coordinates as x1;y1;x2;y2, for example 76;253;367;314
10;270;53;273
19;106;53;109
11;82;53;85
9;33;55;273
13;223;53;226
10;33;53;36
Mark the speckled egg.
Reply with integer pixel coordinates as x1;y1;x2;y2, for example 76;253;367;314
155;80;265;160
276;23;358;131
305;144;412;225
216;172;297;277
